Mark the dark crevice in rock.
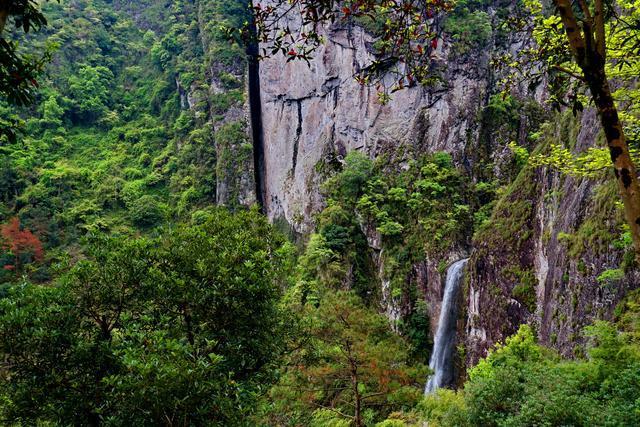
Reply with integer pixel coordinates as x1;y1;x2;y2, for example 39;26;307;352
292;100;303;175
321;76;341;95
247;12;266;211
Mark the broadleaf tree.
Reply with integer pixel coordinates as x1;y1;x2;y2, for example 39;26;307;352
0;209;296;425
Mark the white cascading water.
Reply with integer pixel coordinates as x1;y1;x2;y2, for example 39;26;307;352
424;258;469;394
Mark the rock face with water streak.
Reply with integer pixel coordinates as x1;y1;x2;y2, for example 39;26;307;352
257;15;507;345
255;2;639;376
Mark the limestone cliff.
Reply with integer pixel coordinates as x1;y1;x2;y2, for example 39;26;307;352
252;0;636;372
259;23;493;233
255;3;527;362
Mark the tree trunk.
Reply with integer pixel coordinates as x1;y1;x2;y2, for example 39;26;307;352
350;361;362;427
182;304;195;346
554;0;640;258
0;0;8;35
588;72;640;260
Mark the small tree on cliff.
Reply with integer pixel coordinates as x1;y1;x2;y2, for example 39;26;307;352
251;0;640;257
251;0;454;97
266;291;426;426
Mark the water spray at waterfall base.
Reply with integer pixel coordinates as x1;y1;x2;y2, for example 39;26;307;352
425;258;469;394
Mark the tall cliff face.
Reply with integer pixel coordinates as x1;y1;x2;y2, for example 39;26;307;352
465;109;640;364
255;4;528;357
254;3;529;362
257;19;507;350
258;24;494;233
254;1;637;371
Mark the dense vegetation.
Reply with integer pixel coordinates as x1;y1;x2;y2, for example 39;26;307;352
0;209;293;424
390;308;640;426
0;0;254;283
0;0;638;425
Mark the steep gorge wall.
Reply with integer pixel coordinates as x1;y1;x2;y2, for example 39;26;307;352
259;24;493;233
252;1;637;369
465;110;640;363
255;2;537;360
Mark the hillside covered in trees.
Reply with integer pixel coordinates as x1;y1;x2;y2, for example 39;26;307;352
0;0;639;425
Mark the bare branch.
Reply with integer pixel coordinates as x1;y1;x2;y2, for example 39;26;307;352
553;64;586;81
361;391;387;400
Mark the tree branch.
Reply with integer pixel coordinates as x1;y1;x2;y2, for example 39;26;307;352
362;391;387;400
311;402;354;420
553;64;586;81
576;0;592;22
0;9;8;35
594;0;606;57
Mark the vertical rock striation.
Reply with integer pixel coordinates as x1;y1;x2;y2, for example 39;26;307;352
259;23;492;233
465;110;640;364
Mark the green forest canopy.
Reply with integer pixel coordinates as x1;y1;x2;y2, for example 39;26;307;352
0;0;638;425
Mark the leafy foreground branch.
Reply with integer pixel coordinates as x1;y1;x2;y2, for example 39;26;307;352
0;0;56;107
549;0;640;259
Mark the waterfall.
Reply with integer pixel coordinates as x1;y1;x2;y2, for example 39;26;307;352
425;258;469;394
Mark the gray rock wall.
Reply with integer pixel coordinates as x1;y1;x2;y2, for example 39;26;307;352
465;110;640;364
259;23;492;233
255;3;638;371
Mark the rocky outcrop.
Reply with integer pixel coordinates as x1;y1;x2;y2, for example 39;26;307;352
259;22;493;233
465;110;640;364
169;0;257;209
